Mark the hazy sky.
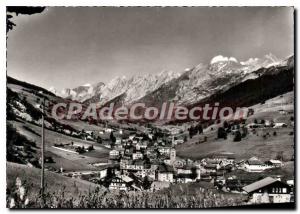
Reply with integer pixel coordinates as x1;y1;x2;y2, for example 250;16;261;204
7;7;294;90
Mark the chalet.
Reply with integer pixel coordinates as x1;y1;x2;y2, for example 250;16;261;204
200;173;213;182
266;159;283;168
242;157;270;172
115;137;122;144
136;164;157;179
114;144;124;150
220;163;235;172
146;148;157;160
176;165;193;174
202;158;222;167
273;123;287;128
109;175;133;191
243;177;292;203
133;160;144;170
116;148;125;156
264;120;273;127
109;150;120;160
287;179;294;187
124;147;134;156
159;147;176;163
201;159;221;173
215;176;226;185
65;167;108;180
173;160;186;168
157;165;174;183
132;152;143;160
136;142;148;150
176;164;200;179
174;139;184;145
120;158;129;170
203;164;219;173
176;174;194;183
124;160;144;171
105;128;113;133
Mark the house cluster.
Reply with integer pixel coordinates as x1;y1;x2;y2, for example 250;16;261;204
101;124;288;193
59;122;294;204
101;129;204;192
104;129;289;194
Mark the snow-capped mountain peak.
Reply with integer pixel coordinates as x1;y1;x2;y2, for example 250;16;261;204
82;83;91;87
56;53;291;106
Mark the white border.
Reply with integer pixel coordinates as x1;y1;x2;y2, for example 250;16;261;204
0;1;298;213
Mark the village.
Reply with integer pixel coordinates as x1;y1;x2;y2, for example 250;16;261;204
46;108;295;205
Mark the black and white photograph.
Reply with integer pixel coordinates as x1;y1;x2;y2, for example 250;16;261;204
6;6;295;209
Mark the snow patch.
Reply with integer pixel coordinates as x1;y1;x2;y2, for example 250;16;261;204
210;55;238;64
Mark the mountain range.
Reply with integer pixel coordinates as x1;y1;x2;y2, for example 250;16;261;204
49;53;293;107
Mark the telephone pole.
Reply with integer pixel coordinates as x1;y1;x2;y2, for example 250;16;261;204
40;93;45;197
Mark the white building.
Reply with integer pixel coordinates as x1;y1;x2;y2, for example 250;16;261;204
109;150;120;160
157;165;174;183
242;157;271;172
132;152;143;160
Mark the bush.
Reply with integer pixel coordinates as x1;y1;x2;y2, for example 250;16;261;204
88;145;94;151
75;146;86;154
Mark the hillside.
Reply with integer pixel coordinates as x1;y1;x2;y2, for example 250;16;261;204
6;162;101;200
176;92;294;162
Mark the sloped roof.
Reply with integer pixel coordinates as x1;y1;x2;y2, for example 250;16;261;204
243;177;277;193
118;175;133;183
269;159;282;164
247;157;263;165
205;164;218;169
206;159;221;164
158;164;174;173
247;159;263;165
